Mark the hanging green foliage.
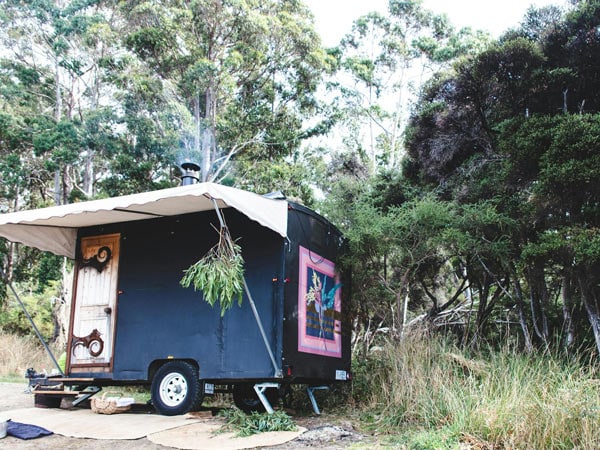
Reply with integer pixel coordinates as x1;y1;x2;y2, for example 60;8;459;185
180;225;245;316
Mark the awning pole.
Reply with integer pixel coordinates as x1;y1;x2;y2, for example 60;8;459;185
244;278;281;377
1;268;64;376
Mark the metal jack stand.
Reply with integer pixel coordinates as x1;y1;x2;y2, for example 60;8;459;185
254;382;280;414
306;386;329;415
72;386;102;406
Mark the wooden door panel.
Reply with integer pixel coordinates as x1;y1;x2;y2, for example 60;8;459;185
68;233;120;371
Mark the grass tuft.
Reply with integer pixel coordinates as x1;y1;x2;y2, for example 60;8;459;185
355;333;600;449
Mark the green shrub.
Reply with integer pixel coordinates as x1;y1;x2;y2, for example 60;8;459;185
0;281;58;340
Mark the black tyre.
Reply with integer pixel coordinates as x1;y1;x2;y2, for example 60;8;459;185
233;383;279;413
151;361;203;416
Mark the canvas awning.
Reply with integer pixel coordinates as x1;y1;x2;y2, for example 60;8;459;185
0;183;288;258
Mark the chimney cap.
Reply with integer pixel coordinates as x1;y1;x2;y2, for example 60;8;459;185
181;161;201;172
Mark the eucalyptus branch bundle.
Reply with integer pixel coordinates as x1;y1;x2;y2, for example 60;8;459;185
180;224;245;316
218;408;297;437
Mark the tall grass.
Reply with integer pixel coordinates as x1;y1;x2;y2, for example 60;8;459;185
356;333;600;449
0;332;59;379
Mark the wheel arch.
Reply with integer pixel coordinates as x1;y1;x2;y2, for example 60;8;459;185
148;358;200;382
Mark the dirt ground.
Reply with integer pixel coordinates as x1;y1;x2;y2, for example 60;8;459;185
0;382;369;449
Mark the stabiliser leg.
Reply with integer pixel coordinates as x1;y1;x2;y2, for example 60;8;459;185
306;385;329;415
253;382;280;414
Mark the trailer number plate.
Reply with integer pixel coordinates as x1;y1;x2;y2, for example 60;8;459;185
335;370;348;381
204;383;215;394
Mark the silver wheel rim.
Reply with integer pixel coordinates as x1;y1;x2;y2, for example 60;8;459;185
159;371;188;407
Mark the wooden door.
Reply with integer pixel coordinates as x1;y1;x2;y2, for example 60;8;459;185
68;233;120;372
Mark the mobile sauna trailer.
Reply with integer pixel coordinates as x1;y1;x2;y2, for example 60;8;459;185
0;183;351;415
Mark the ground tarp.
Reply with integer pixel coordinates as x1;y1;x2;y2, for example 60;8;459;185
0;407;198;440
0;407;305;449
147;422;306;450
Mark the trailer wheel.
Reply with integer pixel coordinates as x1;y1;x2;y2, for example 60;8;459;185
233;383;279;413
151;361;203;416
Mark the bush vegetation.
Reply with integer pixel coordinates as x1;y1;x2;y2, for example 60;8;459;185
0;281;59;340
353;331;600;449
0;332;57;379
1;3;600;449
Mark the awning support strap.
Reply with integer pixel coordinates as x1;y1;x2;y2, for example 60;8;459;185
209;199;281;377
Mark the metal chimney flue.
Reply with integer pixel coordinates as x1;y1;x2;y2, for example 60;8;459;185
180;161;201;186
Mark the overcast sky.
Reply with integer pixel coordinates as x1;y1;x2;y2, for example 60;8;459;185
304;0;569;46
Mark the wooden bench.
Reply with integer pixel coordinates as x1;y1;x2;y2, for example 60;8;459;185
33;389;80;396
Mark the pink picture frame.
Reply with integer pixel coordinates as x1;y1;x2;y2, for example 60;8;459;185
297;246;342;358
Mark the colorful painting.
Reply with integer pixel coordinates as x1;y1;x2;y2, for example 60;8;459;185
297;246;342;358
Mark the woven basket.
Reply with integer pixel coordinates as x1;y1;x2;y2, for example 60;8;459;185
91;392;132;415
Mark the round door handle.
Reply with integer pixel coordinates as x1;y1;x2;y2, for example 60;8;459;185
104;307;112;315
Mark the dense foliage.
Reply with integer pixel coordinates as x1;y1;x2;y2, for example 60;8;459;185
218;408;297;437
321;0;600;357
2;0;600;364
0;0;330;321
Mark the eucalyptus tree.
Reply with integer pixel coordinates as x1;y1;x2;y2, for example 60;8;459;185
0;0;127;204
0;58;56;281
330;0;489;174
121;0;331;187
318;0;491;348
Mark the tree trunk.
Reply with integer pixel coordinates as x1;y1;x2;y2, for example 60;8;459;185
54;56;62;122
514;276;533;353
200;86;217;182
54;55;63;205
401;292;409;338
193;94;203;177
471;274;490;347
562;273;575;352
580;277;600;357
52;258;72;348
53;171;62;205
6;242;14;283
83;151;94;197
527;265;549;344
461;264;473;347
83;64;101;197
397;269;410;336
201;128;213;181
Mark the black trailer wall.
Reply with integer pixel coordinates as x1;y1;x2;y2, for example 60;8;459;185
75;209;284;381
282;204;352;383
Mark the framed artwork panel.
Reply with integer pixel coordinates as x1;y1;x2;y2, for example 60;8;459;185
297;246;342;358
